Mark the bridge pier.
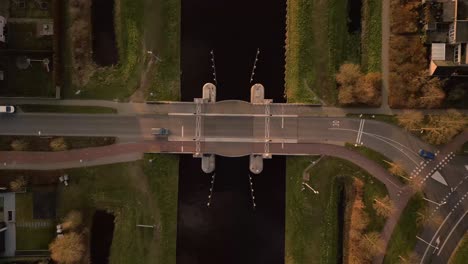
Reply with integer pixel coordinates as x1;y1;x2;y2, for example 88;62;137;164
250;154;263;174
201;154;215;174
202;83;216;103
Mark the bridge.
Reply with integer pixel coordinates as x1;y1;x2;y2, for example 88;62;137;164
0;83;467;264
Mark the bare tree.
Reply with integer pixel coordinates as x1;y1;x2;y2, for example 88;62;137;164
49;232;85;264
62;211;83;231
10;139;29;151
384;160;406;177
336;63;361;87
399;251;421;264
397;111;424;131
50;137;68;151
422;110;467;145
9;176;28;192
373;195;395;218
355;72;382;105
359;232;385;257
418;77;445;109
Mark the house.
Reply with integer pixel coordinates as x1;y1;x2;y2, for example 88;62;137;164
0;192;16;257
424;0;468;76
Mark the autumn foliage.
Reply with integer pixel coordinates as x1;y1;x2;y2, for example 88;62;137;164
336;63;382;106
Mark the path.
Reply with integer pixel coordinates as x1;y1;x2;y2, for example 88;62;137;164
381;0;390;110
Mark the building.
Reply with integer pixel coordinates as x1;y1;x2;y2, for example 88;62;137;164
0;193;16;257
425;0;468;76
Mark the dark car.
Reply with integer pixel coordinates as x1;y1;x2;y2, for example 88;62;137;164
418;149;435;160
151;128;170;136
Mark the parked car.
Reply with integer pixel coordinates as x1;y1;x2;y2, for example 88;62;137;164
151;128;170;136
418;149;435;160
0;105;16;113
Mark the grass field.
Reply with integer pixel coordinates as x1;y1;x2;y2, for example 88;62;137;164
63;0;180;101
15;193;55;250
383;193;425;263
56;155;178;264
19;104;117;114
285;0;381;104
450;235;468;264
285;156;388;263
345;143;408;183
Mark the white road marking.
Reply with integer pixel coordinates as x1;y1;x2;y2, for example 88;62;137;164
169;113;298;117
420;212;453;263
437;210;468;256
431;171;448;186
181;126;184;138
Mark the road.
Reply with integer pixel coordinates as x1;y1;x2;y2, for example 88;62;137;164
0;100;466;263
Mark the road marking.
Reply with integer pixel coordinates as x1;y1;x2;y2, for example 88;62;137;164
281;116;284;129
181;126;184;138
169;113;298;117
437;210;468;256
420;212;453;263
355;119;365;145
431;171;448;186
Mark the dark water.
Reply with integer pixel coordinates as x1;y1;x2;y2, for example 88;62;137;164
91;0;118;66
348;0;362;33
178;1;286;263
90;210;115;264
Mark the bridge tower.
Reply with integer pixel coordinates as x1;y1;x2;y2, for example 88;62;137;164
194;83;217;173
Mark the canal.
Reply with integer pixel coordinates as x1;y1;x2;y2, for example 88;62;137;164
178;0;286;263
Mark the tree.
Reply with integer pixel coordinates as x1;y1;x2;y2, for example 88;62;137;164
397;111;424;131
338;85;355;105
355;72;382;105
385;160;406;177
422;110;467;145
373;195;395;218
62;211;83;231
10;139;29;151
49;232;85;264
336;63;361;87
50;137;68;151
360;232;385;257
417;208;444;228
447;84;467;102
10;176;28;192
418;77;445;108
399;252;420;264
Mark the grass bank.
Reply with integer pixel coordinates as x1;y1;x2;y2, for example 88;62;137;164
285;0;381;104
57;155;178;264
0;136;115;151
383;193;425;263
450;235;468;264
285;156;388;263
18;104;117;114
62;0;179;101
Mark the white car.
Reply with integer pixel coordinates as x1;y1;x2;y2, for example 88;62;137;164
0;105;16;113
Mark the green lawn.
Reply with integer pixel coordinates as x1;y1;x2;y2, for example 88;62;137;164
450;235;468;264
361;0;382;72
383;193;425;263
15;193;55;250
18;104;117;114
345;143;408;183
286;156;388;263
0;55;54;97
146;0;180;101
345;114;398;125
7;23;53;50
285;0;381;104
0;136;115;151
57;155;178;264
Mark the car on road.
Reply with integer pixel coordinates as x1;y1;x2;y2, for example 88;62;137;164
0;105;16;113
418;149;435;160
151;128;170;136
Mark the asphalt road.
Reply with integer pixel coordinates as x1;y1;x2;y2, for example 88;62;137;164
0;101;466;263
